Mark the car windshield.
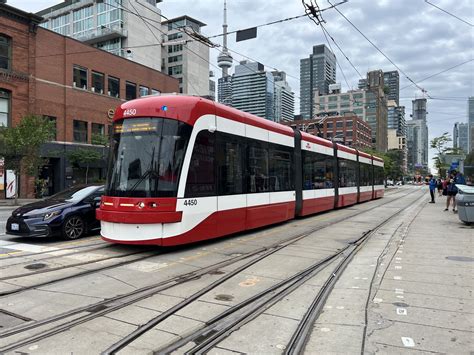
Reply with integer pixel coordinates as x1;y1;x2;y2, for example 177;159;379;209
106;117;192;197
48;186;100;202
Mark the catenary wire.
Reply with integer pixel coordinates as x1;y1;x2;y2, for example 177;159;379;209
424;0;473;27
327;0;431;97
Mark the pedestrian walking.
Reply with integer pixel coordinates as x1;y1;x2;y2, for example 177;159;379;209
445;174;458;212
436;178;443;197
428;175;436;203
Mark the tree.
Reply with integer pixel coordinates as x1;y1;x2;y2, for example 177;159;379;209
67;148;102;184
430;132;452;177
0;115;55;203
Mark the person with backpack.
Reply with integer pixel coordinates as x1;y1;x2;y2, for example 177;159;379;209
445;173;458;212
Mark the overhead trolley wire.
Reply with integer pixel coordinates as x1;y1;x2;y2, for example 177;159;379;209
424;0;473;27
327;0;431;98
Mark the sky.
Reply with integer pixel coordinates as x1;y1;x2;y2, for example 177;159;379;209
9;0;474;171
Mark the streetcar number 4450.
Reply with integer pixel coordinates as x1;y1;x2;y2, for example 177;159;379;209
183;199;197;206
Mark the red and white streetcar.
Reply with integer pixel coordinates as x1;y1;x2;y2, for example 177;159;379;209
97;95;384;246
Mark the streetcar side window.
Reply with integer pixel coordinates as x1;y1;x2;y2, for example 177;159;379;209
247;140;269;193
359;163;372;186
216;132;244;195
338;158;357;187
374;165;384;185
302;151;334;190
269;144;294;192
185;130;216;197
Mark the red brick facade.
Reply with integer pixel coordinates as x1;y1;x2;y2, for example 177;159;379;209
0;3;179;198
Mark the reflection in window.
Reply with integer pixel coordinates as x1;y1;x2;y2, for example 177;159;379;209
0;34;11;70
125;81;136;100
92;71;104;94
73;120;88;143
217;133;243;195
303;151;334;190
73;66;88;89
338;159;357;187
247;141;269;193
108;76;120;98
0;89;10;127
185;131;216;197
139;86;150;97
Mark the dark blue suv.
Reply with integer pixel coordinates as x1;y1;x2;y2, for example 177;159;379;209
6;185;104;240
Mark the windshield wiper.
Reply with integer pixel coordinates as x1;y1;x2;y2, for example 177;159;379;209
128;146;158;193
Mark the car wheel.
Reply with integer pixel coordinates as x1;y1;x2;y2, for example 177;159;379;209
62;215;85;240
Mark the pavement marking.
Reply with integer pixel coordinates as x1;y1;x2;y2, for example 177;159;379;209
276;344;286;350
362;277;368;280
325;305;333;309
401;337;415;347
395;257;402;261
395;266;402;269
320;328;331;332
28;345;39;351
396;307;407;315
351;286;360;289
396;295;405;299
0;242;60;253
373;297;383;303
354;277;360;279
395;288;404;294
394;276;402;280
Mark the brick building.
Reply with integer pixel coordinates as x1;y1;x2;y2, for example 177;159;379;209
285;114;372;150
0;3;178;198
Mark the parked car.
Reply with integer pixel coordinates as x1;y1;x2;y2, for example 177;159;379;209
6;185;104;240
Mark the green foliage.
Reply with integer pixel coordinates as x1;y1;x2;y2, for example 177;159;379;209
67;148;102;184
430;132;452;176
0;114;55;176
91;133;109;147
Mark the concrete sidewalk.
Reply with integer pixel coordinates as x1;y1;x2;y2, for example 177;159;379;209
309;188;473;353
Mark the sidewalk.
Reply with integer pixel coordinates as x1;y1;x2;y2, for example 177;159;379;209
365;191;473;352
0;199;39;208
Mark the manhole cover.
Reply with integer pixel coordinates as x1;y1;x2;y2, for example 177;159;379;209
445;256;474;262
392;302;409;307
214;294;234;301
24;263;47;270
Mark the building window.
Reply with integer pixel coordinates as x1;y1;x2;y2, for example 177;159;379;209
91;123;105;144
108;76;120;98
151;88;161;95
92;71;104;94
168;65;183;76
139;86;150;97
125;81;136;100
73;6;94;37
73;65;88;89
97;0;122;29
44;115;57;140
51;13;70;36
0;35;11;70
0;89;11;127
168;44;183;53
168;32;183;41
73;120;88;143
168;55;182;63
336;121;343;128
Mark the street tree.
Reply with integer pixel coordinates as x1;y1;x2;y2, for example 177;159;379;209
0;115;55;203
67;148;102;184
430;132;452;177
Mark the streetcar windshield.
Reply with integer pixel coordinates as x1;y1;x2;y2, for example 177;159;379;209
106;117;192;197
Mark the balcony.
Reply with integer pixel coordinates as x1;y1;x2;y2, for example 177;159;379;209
77;25;127;45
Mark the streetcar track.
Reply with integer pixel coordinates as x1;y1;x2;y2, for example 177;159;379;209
0;188;422;353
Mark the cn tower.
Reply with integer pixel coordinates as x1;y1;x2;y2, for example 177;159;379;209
217;0;233;77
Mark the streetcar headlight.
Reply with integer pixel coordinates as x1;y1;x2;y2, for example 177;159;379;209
137;202;145;209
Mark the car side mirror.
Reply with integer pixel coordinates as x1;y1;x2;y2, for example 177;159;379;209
93;196;101;208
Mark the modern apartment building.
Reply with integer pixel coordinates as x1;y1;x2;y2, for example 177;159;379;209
161;16;210;96
453;122;469;154
313;88;367;122
218;76;232;106
300;44;336;119
231;61;275;121
383;70;400;105
38;0;163;71
406;99;429;173
0;2;178;198
272;71;295;122
365;70;388;152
